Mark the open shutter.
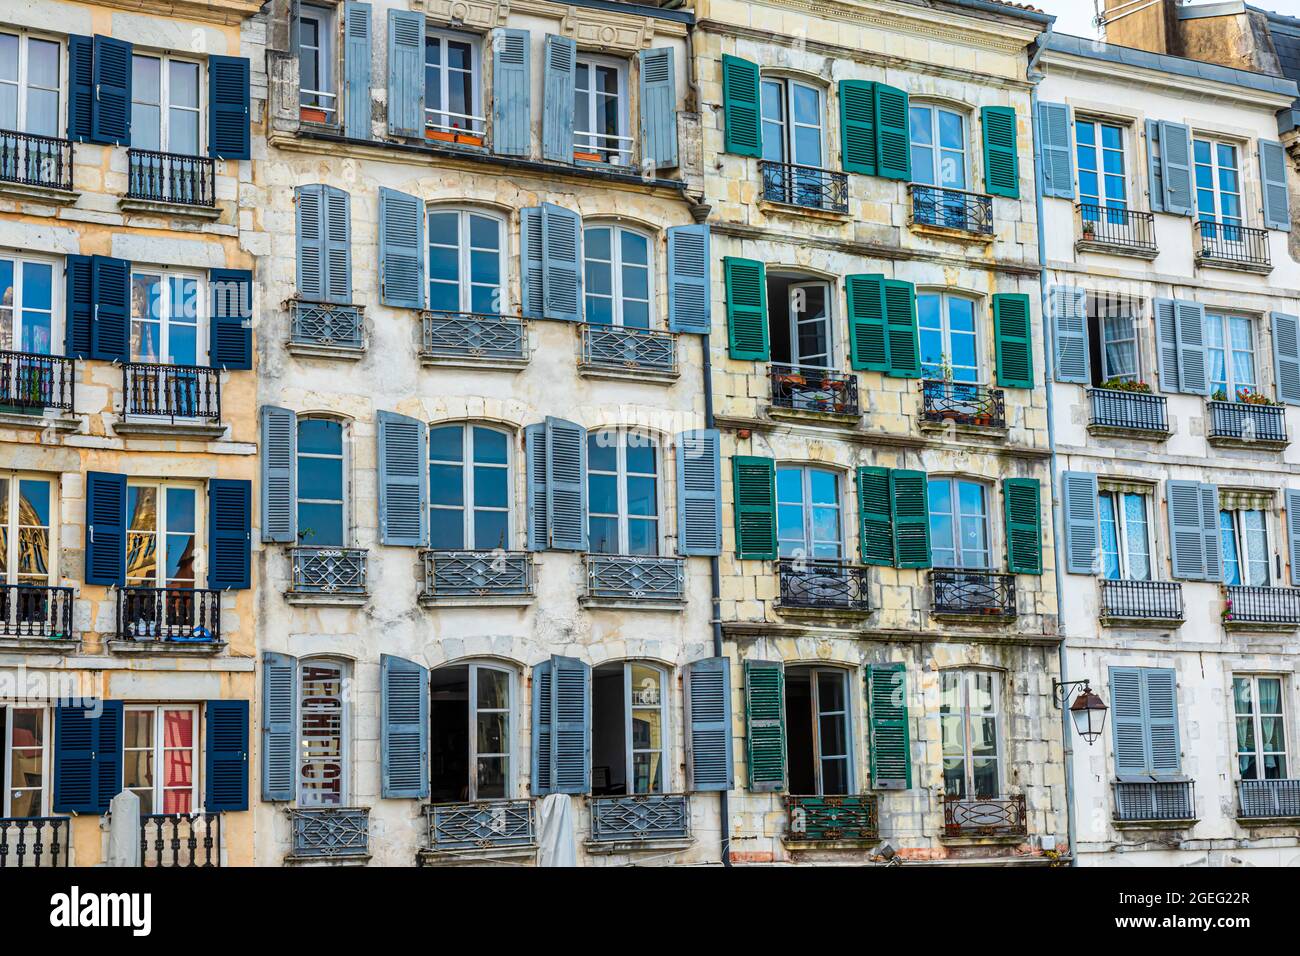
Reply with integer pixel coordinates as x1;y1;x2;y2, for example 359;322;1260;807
677;429;722;557
540;203;582;322
204;700;249;812
1145;121;1165;213
857;466;894;566
743;660;785;792
981;106;1019;198
261;652;298;801
1051;286;1089;384
873;84;910;181
1109;667;1149;777
544;416;587;551
524;423;547;551
343;3;373;140
724;257;768;361
666;224;710;333
551;656;591;794
732;456;777;561
1260;140;1292;231
386;9;424;137
1168;479;1206;580
295;185;326;301
260;406;297;543
1061;471;1099;575
491;28;531;157
993;293;1033;389
53;701;100;812
1003;478;1041;575
208;479;251;590
1154;298;1180;392
1286;488;1300;585
381;654;429;798
1174;300;1207;395
531;659;554;794
1199;483;1222;583
685;658;733;792
377;410;428;547
91;35;131;145
1037;101;1074;199
721;54;761;157
93;700;123;813
519;206;543;319
1144;668;1180;776
1272;312;1300;405
846;273;887;371
209;268;252;370
85;471;127;586
323;186;353;304
541;34;576;162
890;469;930;569
207;55;251;160
1159;121;1193;216
883;279;919;378
91;255;129;363
64;255;93;358
379;187;425;309
868;663;911;790
838;79;877;176
639;47;677;169
68;35;93;141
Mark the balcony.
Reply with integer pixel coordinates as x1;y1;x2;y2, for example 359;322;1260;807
0;584;75;642
1075;203;1158;258
583;554;685;607
287;806;370;861
421;311;528;368
0;351;74;418
1087;387;1169;438
758;160;849;214
930;569;1016;620
125;149;216;212
114;587;222;649
1194;220;1271;273
579;324;677;379
1113;780;1195;824
776;558;870;615
1206;400;1288;449
288;547;368;604
0;816;70;867
120;363;221;431
140;812;222;867
909;184;993;238
1223;586;1300;630
1237;779;1300;820
589;794;690;843
420;550;533;604
288;299;365;357
422;800;537;855
769;364;860;419
0;128;74;194
1099;580;1184;626
920;380;1005;431
942;794;1028;837
785;794;879;845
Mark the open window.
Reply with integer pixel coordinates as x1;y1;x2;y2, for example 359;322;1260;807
295;3;337;124
298;657;349;807
591;661;667;796
424;29;483;142
574;54;630;166
429;661;513;802
1085;292;1144;388
766;272;832;370
785;665;852;796
0;704;48;816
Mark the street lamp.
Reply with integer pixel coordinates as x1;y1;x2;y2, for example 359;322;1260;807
1052;679;1108;745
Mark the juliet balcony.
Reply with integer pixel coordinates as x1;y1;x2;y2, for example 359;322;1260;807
0;816;70;867
0;351;75;418
420;799;537;862
758;160;848;214
582;554;685;608
909;184;993;238
0;584;75;644
930;569;1016;620
769;364;860;419
420;550;533;605
589;794;690;847
1237;779;1300;821
113;586;222;651
1194;220;1271;274
140;812;222;867
1112;780;1196;824
942;794;1028;838
1075;203;1158;259
776;558;870;616
1223;586;1300;631
1098;579;1184;627
287;547;368;605
287;299;365;358
1087;388;1169;439
286;806;370;863
125;148;216;214
0;128;74;195
119;363;222;434
420;311;528;368
1206;400;1288;449
920;380;1005;431
578;324;677;380
785;794;879;846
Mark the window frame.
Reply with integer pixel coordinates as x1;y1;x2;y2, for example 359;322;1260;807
1091;295;1142;384
927;476;992;570
1097;488;1155;582
295;414;350;548
129;266;208;368
0;251;60;357
1204;311;1258;401
586;429;662;557
574;53;631;166
430;660;516;802
940;668;1003;800
423;28;483;136
122;703;201;815
918;289;981;384
1074;117;1129;211
908;101;969;190
295;2;337;116
125;479;205;590
775;464;843;561
425;206;506;317
1194;135;1244;229
593;661;669;796
0;471;56;587
1;704;50;818
427;422;514;552
786;664;853;797
760;75;826;170
0;30;63;138
1220;506;1271;588
581;222;656;330
297;656;351;808
1233;673;1288;782
129;51;204;156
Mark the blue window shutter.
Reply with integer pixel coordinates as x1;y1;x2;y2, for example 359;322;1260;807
343;3;373;140
1286;488;1300;585
85;471;127;586
838;79;877;176
491;28;531;157
1168;479;1206;580
1272;312;1300;405
544;416;587;551
91;35;131;145
1109;667;1149;777
377;410;428;547
541;34;576;162
93;700;124;813
1159;120;1193;216
550;655;591;794
531;659;554;794
1061;471;1099;575
666;224;710;333
1144;668;1181;776
261;652;298;801
379;187;425;309
91;255;130;363
381;654;429;799
208;478;252;590
68;36;94;141
981;105;1019;198
638;47;677;170
207;55;251;159
1174;299;1207;395
295;185;326;301
65;254;93;358
1260;140;1292;231
1154;298;1179;392
685;657;733;792
204;700;249;812
1051;286;1089;384
540;202;582;322
1037;101;1074;200
868;663;911;790
1199;482;1222;583
53;701;100;812
324;186;353;304
1145;120;1165;213
524;422;547;551
677;428;722;556
721;55;762;157
520;206;544;319
874;84;910;181
386;9;424;137
260;405;297;543
209;268;253;370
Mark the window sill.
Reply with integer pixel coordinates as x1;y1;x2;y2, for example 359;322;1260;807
1206;433;1289;451
0;636;80;652
930;610;1018;625
0;410;79;432
1237;814;1300;826
285;590;368;607
106;638;226;655
781;837;880;851
767;406;861;428
1087;422;1171;441
283;851;371;866
1075;238;1159;260
418;593;534;608
1099;615;1184;628
908;221;995;244
0;180;78;205
918;418;1008;439
757;199;851;222
1195;254;1273;276
420;351;530;372
584;837;695;855
579;596;686;612
416;844;536;866
114;419;227;440
939;831;1028;846
1112;817;1198;830
1223;619;1300;633
286;340;366;361
118;197;222;221
775;603;873;624
577;362;679;384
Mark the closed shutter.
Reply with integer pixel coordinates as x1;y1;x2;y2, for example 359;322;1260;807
261;652;298;801
1168;478;1206;580
541;34;576;162
53;700;122;813
1199;482;1222;583
64;255;93;358
91;36;131;145
207;55;251;160
295;184;326;301
204;700;249;812
1272;312;1300;405
551;656;591;794
93;700;123;813
721;54;762;157
540;203;582;322
677;429;722;556
386;9;424;137
868;663;911;789
68;36;93;141
1158;121;1193;216
639;47;677;169
883;279;919;378
981;105;1019;198
724;257;768;361
1260;140;1292;231
856;466;894;566
993;293;1033;388
1174;300;1208;395
90;255;130;363
1154;298;1180;392
207;479;252;590
1051;286;1089;384
208;268;252;370
1003;478;1041;574
85;471;127;586
1061;471;1099;575
743;660;785;792
1037;101;1074;199
377;410;428;547
873;83;910;181
381;654;429;798
846;273;887;371
1286;488;1300;585
519;206;544;319
732;456;777;560
260;405;297;543
1145;120;1165;214
666;224;710;333
838;79;876;176
890;469;931;568
343;3;373;140
324;186;353;304
491;28;531;157
379;186;425;309
1144;668;1181;776
685;657;733;792
544;416;587;551
531;659;554;793
1109;667;1148;777
524;422;547;551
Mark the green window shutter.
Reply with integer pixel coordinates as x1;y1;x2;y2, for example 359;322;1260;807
721;54;762;157
993;293;1033;388
732;456;777;560
846;273;887;371
981;105;1019;198
857;466;894;566
873;83;910;180
743;660;786;792
1002;478;1042;575
838;79;876;175
724;256;769;361
890;469;931;568
883;279;919;378
868;663;911;789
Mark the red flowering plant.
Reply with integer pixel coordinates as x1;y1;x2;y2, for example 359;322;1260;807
1231;386;1281;406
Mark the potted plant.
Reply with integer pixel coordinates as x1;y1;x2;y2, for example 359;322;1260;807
1234;387;1281;406
1081;218;1097;240
1100;377;1151;394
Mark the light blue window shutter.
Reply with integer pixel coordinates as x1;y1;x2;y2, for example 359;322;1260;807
1260;140;1291;231
541;203;582;322
1154;298;1180;392
1174;299;1207;395
343;3;373;140
1144;668;1181;776
677;429;722;556
1061;471;1099;575
1286;489;1300;585
491;28;530;156
666;224;710;334
1272;312;1300;405
1159;120;1193;216
524;422;547;551
544;416;587;551
520;207;544;319
1199;483;1222;583
386;9;424;137
1167;479;1206;580
1145;120;1165;213
261;651;298;801
685;657;733;792
378;410;428;547
1037;101;1074;200
295;184;326;301
260;405;297;543
531;659;554;794
638;47;677;170
550;656;591;794
1051;286;1089;383
541;34;576;162
324;186;353;304
1109;666;1148;777
381;654;429;798
379;187;425;309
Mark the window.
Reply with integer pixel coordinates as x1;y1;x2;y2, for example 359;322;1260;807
785;665;851;796
0;32;60;138
424;30;481;136
296;417;345;547
1087;294;1141;385
1098;490;1153;581
766;274;832;369
587;430;659;556
1205;312;1257;401
430;662;513;802
592;661;667;795
583;225;652;329
1233;675;1287;781
123;704;198;814
776;466;842;560
928;477;990;569
909;104;967;189
426;208;504;315
761;77;824;170
574;55;629;165
131;54;201;155
428;423;511;551
1195;138;1243;233
0;254;56;355
130;269;204;366
1075;119;1127;211
0;473;53;588
298;658;348;807
126;482;201;590
296;4;335;119
1220;508;1270;587
941;670;1001;799
1;705;48;816
918;292;979;383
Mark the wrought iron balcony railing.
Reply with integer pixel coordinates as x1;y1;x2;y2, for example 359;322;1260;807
942;794;1028;836
421;550;533;600
786;794;879;843
423;800;537;852
1113;780;1195;822
1088;388;1168;434
141;812;221;867
1099;579;1184;623
122;363;221;423
579;324;677;376
758;160;849;213
289;547;368;596
116;586;221;644
1195;220;1271;270
1076;203;1157;254
1223;586;1300;627
0;584;75;640
770;364;860;416
0;816;70;867
289;299;364;351
930;569;1016;618
590;794;689;842
0;128;74;192
1;351;74;412
421;311;528;364
909;184;994;236
920;380;1005;429
1238;779;1300;819
1206;400;1287;445
287;806;370;859
777;558;870;612
126;148;215;207
584;554;685;603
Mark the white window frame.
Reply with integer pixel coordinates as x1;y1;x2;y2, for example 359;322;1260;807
1194;135;1244;228
600;661;669;795
918;290;981;384
297;656;350;807
129;267;207;368
427;422;513;551
122;703;200;815
1;704;50;817
1074;117;1129;211
908;102;968;190
0;471;56;586
940;669;1003;800
1097;488;1155;582
784;279;833;369
1233;674;1288;782
1220;507;1271;588
1205;311;1258;400
0;31;62;137
776;464;843;560
582;223;655;330
130;52;203;155
0;251;61;357
125;479;206;589
760;76;825;169
574;53;631;166
1094;300;1142;384
587;429;662;556
788;664;853;797
425;206;506;316
295;414;350;548
296;3;337;117
430;661;516;802
424;28;483;135
928;476;991;570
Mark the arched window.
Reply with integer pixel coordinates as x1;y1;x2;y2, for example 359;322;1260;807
592;661;667;795
430;661;514;801
582;224;652;328
298;657;349;807
428;423;512;551
927;476;991;570
786;664;852;796
587;429;659;555
776;465;842;560
296;416;346;546
426;207;505;315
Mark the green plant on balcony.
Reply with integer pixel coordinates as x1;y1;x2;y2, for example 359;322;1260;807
1099;377;1151;394
1228;387;1281;406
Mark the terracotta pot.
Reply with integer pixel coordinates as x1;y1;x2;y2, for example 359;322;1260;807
426;129;457;142
573;150;603;163
455;133;484;147
300;107;329;124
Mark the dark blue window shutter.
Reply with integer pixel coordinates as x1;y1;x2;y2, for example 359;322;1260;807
65;254;94;358
540;203;582;322
541;34;576;162
343;3;373;140
324;186;353;304
209;268;252;370
378;410;428;547
1174;299;1207;395
92;36;131;145
1200;482;1222;583
638;47;677;170
685;657;733;792
1154;297;1179;392
531;659;554;794
379;187;425;309
261;406;297;543
677;429;722;556
667;224;710;334
53;701;100;812
550;655;591;794
204;700;249;812
68;36;94;141
1159;120;1193;216
1272;312;1300;405
208;478;252;590
85;471;127;586
1260;140;1292;231
295;184;326;301
544;416;587;551
492;28;531;156
525;422;547;551
1061;471;1099;575
1145;120;1165;213
1051;286;1089;384
386;9;425;137
207;55;251;160
1286;489;1300;585
91;255;130;363
1168;479;1206;580
381;654;429;798
1037;101;1074;200
520;207;544;319
94;700;123;813
261;652;298;801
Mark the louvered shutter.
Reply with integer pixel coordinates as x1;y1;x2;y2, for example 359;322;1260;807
721;54;761;157
1037;101;1074;199
993;293;1033;389
541;203;582;322
379;187;425;309
1174;300;1207;395
839;79;876;176
724;257;768;361
207;55;251;159
666;224;710;333
846;273;887;371
883;279;919;378
874;84;910;181
91;255;129;363
64;254;93;358
520;206;544;319
1145;120;1165;214
685;657;733;792
323;186;353;304
1286;488;1300;585
209;268;252;370
1272;312;1300;405
386;9;424;137
639;47;677;170
1154;298;1180;392
743;660;785;792
531;659;554;794
1144;668;1180;776
1168;479;1206;580
204;700;249;812
524;422;547;551
677;429;722;556
1003;478;1041;574
295;184;326;301
260;406;297;543
551;656;591;794
1260;140;1291;231
381;654;429;798
1199;483;1222;583
208;479;251;590
1061;471;1099;575
732;456;777;561
93;700;123;813
53;700;105;813
261;652;298;801
1109;667;1149;777
541;34;576;162
377;410;428;547
343;3;373;140
890;469;931;568
67;36;93;141
868;663;911;789
85;471;127;586
981;106;1019;198
491;28;530;157
1051;286;1089;384
544;416;587;551
857;466;894;566
1158;121;1193;216
91;36;131;145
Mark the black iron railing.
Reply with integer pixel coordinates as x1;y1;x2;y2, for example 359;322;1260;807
1238;779;1300;819
289;299;364;350
141;812;221;867
1099;580;1184;623
909;184;994;236
0;816;70;867
122;363;221;423
758;160;849;213
421;312;528;363
289;547;368;595
777;558;870;612
921;380;1005;428
770;364;860;416
1076;203;1157;253
785;794;879;842
288;806;369;858
126;148;215;207
423;800;536;852
1088;388;1168;433
421;550;533;599
1113;780;1195;822
942;794;1028;836
0;351;74;411
1223;586;1300;626
116;587;221;643
580;324;677;375
1206;400;1287;444
590;794;690;842
0;129;74;192
585;555;685;602
1195;220;1270;269
0;585;75;640
931;569;1016;618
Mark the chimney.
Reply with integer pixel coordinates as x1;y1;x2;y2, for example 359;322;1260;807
1100;0;1177;55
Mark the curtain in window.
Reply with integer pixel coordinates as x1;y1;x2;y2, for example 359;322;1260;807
1123;493;1151;581
1102;316;1138;380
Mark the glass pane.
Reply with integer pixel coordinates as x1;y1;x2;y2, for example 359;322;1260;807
971;757;999;798
626;517;657;555
297;418;342;455
128;486;157;532
296;502;343;546
588;473;618;515
808;470;837;506
428;424;464;462
625;440;656;476
476;757;507;798
1260;716;1285;752
587;432;617;473
472;508;508;550
429;463;464;506
477;667;509;710
626;476;656;517
429;507;464;549
476;711;507;754
1236;716;1256;752
1233;676;1253;714
427;212;458;246
588;516;618;554
472;464;507;507
1258;678;1282;714
298;455;343;501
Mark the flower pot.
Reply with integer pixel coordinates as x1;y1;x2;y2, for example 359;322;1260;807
455;133;484;147
573;150;604;163
299;107;329;124
426;129;457;143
